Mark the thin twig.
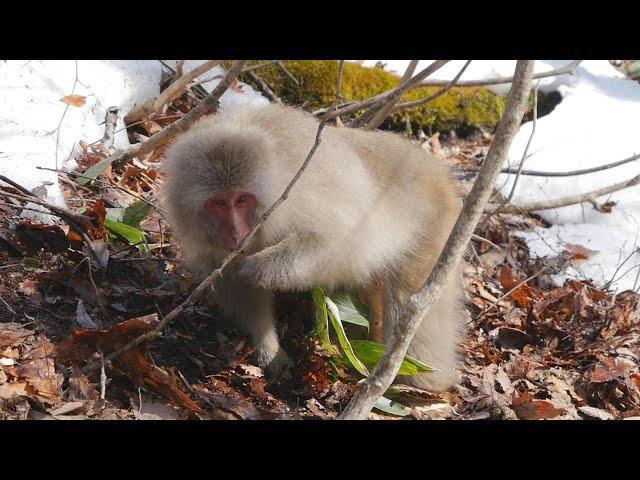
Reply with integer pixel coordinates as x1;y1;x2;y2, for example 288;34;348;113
0;188;92;227
495;152;640;177
339;60;535;420
0;179;102;266
489;173;640;214
476;265;550;319
418;60;582;88
353;60;450;129
36;166;165;213
0;294;16;316
391;60;472;113
471;233;502;251
80;61;246;180
277;61;300;85
317;60;581;121
499;79;540;210
246;70;281;103
190;60;282;88
125;60;223;124
53;60;79;170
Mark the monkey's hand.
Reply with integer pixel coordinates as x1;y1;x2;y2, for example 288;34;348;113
237;233;321;291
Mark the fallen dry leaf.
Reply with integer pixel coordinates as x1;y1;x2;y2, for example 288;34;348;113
512;391;564;420
60;94;86;107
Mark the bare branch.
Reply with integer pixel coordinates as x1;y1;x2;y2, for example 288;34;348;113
277;61;300;85
35;166;165;213
54;60;79;170
125;60;223;125
79;61;246;183
496;79;540;211
476;265;550;319
353;60;450;130
339;60;536;420
190;60;282;88
317;61;581;122
496;152;640;177
490;173;640;214
418;60;582;88
246;70;281;103
391;60;472;113
81;62;347;375
0;177;103;267
401;61;419;81
319;61;449;123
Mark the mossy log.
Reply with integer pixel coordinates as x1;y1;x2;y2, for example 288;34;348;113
238;60;507;136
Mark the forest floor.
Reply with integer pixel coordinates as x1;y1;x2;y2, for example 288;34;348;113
1;96;639;420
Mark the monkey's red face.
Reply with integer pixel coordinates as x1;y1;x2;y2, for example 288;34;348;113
204;191;257;250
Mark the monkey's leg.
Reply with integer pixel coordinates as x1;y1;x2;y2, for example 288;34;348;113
214;272;292;377
358;280;385;343
383;276;462;392
237;232;322;291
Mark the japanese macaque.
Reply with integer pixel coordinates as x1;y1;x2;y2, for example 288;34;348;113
161;103;464;392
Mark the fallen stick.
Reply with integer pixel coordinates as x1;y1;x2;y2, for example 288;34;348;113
0;177;102;267
490;173;640;214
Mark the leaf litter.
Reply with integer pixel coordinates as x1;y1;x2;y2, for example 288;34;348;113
1;82;639;420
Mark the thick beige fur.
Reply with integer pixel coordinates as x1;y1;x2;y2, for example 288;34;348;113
162;103;464;390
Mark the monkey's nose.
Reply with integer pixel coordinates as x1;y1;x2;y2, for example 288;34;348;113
229;234;246;250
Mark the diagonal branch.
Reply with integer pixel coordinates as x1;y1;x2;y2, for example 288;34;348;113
352;60;450;130
79;61;246;184
125;60;224;124
418;60;582;88
339;60;536;420
316;60;581;122
0;177;103;267
391;60;472;113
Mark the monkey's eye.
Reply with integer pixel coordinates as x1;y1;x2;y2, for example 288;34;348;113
236;194;248;205
213;199;227;207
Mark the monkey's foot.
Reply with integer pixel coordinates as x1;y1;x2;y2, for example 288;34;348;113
264;348;294;380
253;341;293;379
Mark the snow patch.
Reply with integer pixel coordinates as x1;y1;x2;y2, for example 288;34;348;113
0;60;266;218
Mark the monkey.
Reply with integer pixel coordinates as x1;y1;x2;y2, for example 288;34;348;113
161;102;464;392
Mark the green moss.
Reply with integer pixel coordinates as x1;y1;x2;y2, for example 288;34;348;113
240;61;506;135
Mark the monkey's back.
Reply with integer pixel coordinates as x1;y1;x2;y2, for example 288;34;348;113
195;103;461;289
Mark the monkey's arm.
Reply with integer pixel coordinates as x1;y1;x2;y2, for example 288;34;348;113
237;232;323;291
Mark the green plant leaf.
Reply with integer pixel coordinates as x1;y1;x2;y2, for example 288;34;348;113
122;200;153;228
21;257;41;269
350;340;434;376
326;297;369;377
310;287;338;356
373;396;410;417
330;291;370;330
104;218;148;255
